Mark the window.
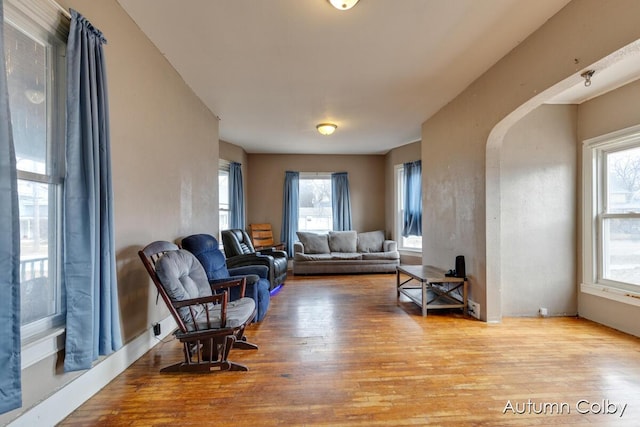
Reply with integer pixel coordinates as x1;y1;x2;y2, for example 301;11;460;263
584;127;640;294
396;164;421;250
5;0;68;340
219;160;230;241
299;173;332;233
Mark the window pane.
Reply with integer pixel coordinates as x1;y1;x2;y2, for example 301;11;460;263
396;166;422;250
218;169;229;239
402;235;422;249
299;178;332;233
219;170;229;207
18;180;57;324
607;147;640;213
5;22;48;175
602;218;640;285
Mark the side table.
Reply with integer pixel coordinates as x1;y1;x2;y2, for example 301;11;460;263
396;265;468;317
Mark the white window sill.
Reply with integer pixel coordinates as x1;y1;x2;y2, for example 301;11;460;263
581;283;640;308
21;327;65;370
399;248;422;254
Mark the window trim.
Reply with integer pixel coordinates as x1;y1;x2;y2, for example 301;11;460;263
218;159;230;243
394;164;422;252
5;0;69;363
582;124;640;305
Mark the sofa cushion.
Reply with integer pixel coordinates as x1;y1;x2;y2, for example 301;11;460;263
295;252;333;261
357;230;385;253
296;231;330;254
362;251;400;260
328;230;357;252
330;252;362;260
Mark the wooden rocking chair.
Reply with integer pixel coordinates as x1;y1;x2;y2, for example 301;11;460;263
248;223;285;251
139;241;257;373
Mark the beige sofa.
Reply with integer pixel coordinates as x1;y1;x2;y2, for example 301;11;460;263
293;230;400;275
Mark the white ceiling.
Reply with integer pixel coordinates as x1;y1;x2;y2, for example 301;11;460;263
117;0;573;155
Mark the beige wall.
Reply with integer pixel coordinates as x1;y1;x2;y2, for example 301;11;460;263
500;104;577;316
422;0;640;321
577;79;640;337
246;154;386;241
2;0;220;423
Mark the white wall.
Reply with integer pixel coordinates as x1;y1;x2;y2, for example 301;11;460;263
500;104;577;316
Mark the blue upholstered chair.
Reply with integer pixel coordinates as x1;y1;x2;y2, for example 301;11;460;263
182;234;271;322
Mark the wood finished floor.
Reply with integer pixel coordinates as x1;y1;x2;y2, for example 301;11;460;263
60;273;640;426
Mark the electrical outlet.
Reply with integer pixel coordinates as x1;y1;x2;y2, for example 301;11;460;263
539;307;548;317
153;323;161;336
467;299;480;319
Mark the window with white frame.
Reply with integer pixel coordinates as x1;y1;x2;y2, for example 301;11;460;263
584;127;640;292
396;164;422;250
298;173;333;233
5;0;68;340
218;160;230;241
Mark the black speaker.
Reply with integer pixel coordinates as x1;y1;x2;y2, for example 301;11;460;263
455;255;466;278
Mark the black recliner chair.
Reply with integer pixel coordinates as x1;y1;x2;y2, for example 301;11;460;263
221;229;287;292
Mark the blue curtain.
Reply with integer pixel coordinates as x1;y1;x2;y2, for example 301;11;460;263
64;9;122;372
402;160;422;237
331;172;352;231
281;171;299;258
229;161;245;229
0;0;23;413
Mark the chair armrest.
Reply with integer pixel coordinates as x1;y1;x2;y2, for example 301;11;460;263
173;292;229;329
229;265;269;280
208;276;247;298
226;253;274;270
172;293;226;309
259;248;288;259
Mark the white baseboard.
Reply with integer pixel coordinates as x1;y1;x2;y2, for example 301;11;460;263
9;316;176;427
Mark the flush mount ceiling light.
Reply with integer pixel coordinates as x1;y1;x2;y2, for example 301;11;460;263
328;0;360;11
316;123;337;136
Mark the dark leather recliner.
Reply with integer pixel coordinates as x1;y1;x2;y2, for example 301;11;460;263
221;229;287;291
181;234;270;322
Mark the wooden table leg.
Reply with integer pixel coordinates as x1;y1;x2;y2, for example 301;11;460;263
422;281;427;317
463;280;468;316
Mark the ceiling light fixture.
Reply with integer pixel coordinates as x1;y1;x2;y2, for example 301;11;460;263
328;0;360;11
316;123;337;136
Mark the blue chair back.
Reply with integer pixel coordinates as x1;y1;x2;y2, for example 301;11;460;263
181;234;230;280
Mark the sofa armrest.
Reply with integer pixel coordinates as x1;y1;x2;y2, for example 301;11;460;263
383;240;398;252
294;241;305;254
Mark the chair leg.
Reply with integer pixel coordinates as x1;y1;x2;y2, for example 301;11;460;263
232;325;258;350
233;335;258;350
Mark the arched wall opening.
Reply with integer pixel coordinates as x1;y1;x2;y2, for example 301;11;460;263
485;43;640;321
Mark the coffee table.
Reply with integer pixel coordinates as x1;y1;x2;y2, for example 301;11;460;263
396;265;468;317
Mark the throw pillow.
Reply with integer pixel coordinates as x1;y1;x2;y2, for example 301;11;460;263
357;230;385;253
328;230;357;252
296;231;330;254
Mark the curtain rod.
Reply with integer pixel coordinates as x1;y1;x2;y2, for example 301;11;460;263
50;0;71;19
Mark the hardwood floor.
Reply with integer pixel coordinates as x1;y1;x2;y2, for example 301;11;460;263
60;273;640;426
